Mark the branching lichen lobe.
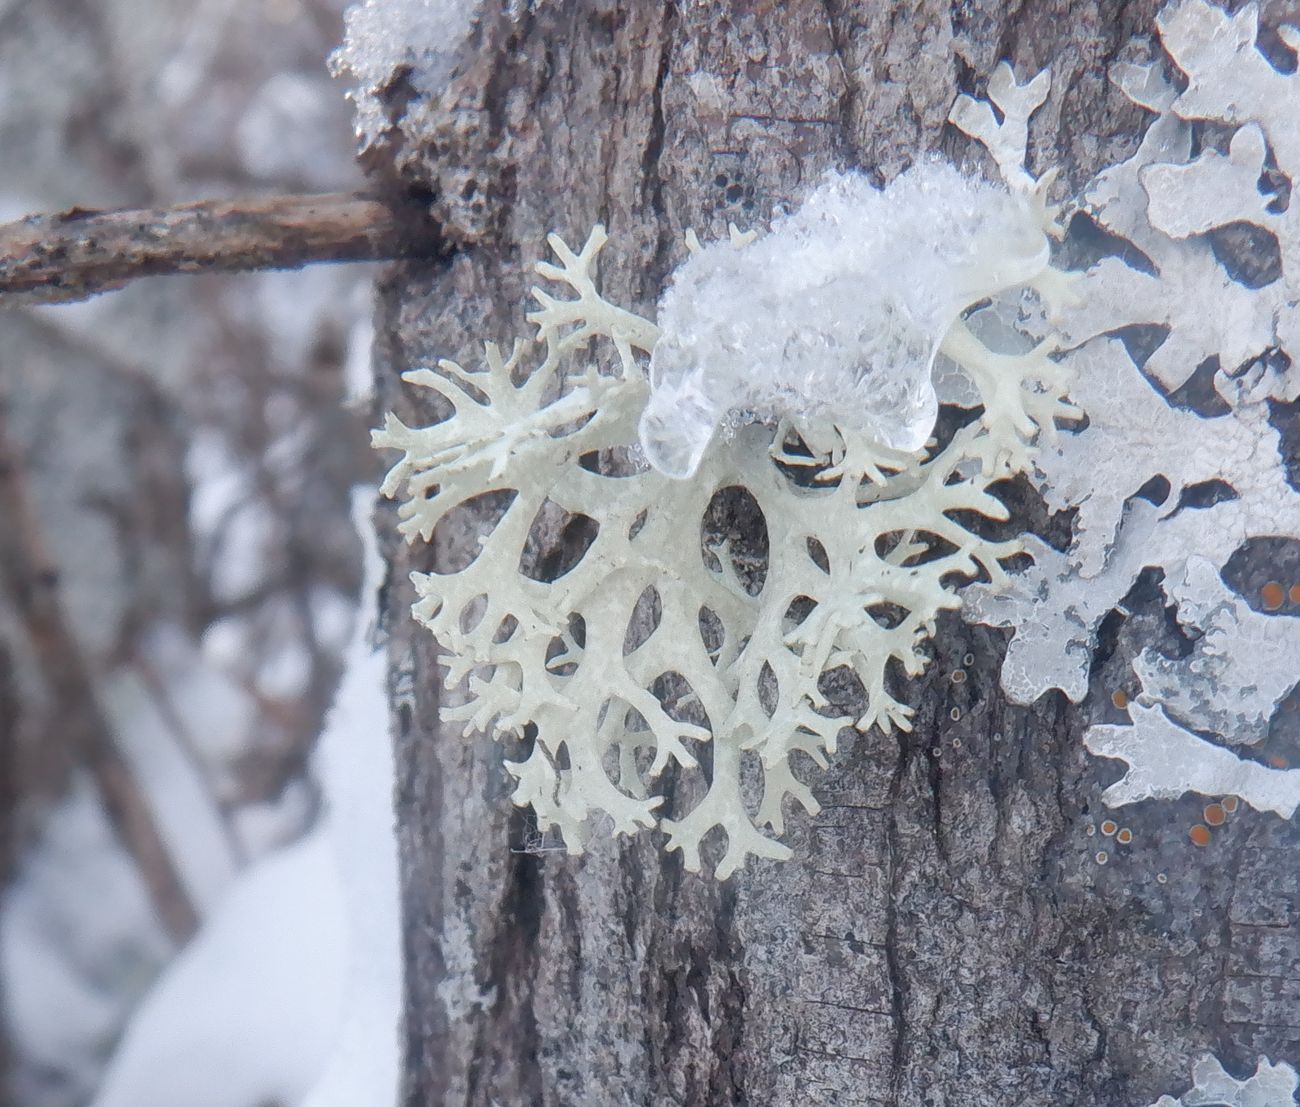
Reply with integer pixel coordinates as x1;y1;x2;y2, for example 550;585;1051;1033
375;68;1074;876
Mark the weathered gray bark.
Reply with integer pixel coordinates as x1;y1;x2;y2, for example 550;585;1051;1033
370;3;1300;1104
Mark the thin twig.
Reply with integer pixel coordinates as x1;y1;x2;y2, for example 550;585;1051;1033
0;395;200;944
0;191;444;306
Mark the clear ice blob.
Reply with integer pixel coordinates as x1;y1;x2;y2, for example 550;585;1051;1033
640;163;1049;478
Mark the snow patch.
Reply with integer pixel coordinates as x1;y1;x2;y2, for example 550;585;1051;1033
88;490;400;1107
331;0;485;150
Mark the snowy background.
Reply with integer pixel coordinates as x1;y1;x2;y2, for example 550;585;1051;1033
0;2;399;1104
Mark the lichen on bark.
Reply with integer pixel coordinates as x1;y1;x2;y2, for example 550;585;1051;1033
366;2;1300;1104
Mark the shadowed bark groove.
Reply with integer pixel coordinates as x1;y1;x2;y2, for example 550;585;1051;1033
371;2;1300;1104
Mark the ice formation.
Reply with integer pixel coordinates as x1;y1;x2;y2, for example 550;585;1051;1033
640;164;1050;478
375;67;1070;875
965;0;1300;817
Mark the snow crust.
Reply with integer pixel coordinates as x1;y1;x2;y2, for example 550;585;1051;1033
331;0;484;150
0;634;267;1106
90;832;348;1107
0;778;170;1107
642;163;1048;478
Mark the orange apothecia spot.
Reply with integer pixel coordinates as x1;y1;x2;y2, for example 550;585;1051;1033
1291;583;1300;605
1189;824;1212;847
1203;803;1226;827
1262;581;1285;610
1095;850;1108;865
1111;689;1129;710
1269;754;1291;770
1100;820;1118;836
1222;796;1240;814
1116;828;1133;845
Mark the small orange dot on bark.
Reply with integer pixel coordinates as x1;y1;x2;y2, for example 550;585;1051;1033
1262;582;1285;610
1269;754;1291;770
1116;828;1133;845
1203;803;1226;827
1222;796;1240;813
1189;825;1212;847
1100;820;1118;836
1111;689;1129;709
1291;583;1300;605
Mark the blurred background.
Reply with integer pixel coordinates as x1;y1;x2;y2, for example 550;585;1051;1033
0;1;383;1103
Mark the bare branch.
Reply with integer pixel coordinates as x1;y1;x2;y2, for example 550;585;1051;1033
0;396;200;944
0;191;444;306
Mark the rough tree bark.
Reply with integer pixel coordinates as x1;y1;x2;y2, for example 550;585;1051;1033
369;3;1300;1105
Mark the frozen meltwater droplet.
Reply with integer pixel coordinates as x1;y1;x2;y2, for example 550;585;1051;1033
862;376;940;452
638;380;719;479
851;323;944;452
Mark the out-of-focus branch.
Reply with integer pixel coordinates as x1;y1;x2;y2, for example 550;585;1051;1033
0;191;444;306
0;396;199;944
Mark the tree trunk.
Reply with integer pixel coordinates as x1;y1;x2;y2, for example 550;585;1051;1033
370;3;1300;1104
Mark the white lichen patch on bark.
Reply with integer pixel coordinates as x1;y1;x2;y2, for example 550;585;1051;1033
1086;704;1300;819
1134;557;1300;746
376;69;1071;876
967;0;1300;817
1147;1052;1299;1106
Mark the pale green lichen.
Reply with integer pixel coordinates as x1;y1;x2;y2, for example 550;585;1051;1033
375;69;1072;877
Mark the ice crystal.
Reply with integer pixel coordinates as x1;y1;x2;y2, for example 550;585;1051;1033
375;71;1070;876
641;163;1049;478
